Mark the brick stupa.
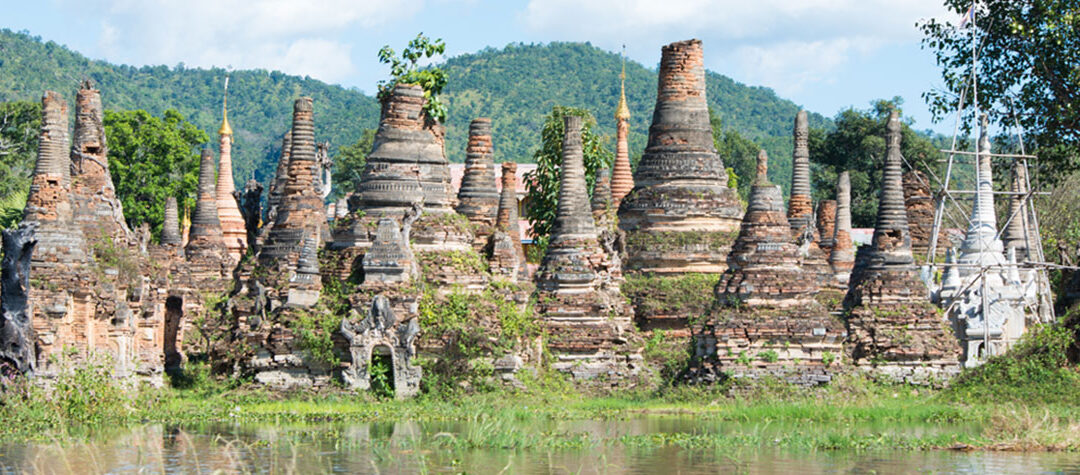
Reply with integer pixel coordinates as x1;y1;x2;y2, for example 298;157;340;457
692;150;841;386
829;171;855;286
535;115;639;382
844;111;959;381
332;84;471;254
787;110;814;234
618;39;743;274
456;118;499;242
259;97;326;270
185;149;229;262
487;162;528;281
215;88;247;263
611;59;634;207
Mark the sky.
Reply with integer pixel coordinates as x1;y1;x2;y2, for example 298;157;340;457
2;0;962;133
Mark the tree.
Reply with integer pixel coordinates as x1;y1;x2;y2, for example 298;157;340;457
104;109;208;241
809;99;944;227
524;106;613;239
0;100;40;199
377;33;448;122
920;1;1080;176
331;128;375;200
710;108;760;201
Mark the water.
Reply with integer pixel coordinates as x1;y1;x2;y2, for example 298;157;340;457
2;417;1078;474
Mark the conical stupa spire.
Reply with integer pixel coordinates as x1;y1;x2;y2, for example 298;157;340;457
186;149;226;256
491;161;527;279
788;110;813;233
866;111;914;270
456;118;499;227
161;196;182;246
32;91;70;186
957;114;1006;272
216;75;246;261
829;171;854;280
1003;162;1034;259
591;166;613;223
551;115;597;242
611;47;634;208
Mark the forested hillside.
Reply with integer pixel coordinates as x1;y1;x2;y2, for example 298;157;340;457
0;29;829;195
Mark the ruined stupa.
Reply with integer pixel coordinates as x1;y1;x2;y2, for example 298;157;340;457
22;91;86;265
185;149;228;260
456;118;499;240
845;111;959;381
161;197;182;247
788;110;814;234
817;199;837;255
591;166;614;226
362;217;413;285
215;89;247;263
535;115;639;382
487;162;527;281
716;150;819;306
262;130;292;240
829;171;855;286
259;98;326;268
611;59;634;207
692;150;841;386
904;170;944;258
333;83;470;254
944;114;1027;366
1003;162;1037;260
618;39;743;274
69;80;131;242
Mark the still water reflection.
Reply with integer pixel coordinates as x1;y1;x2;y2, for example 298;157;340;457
1;417;1078;474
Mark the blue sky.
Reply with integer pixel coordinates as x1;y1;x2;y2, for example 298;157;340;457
3;0;961;133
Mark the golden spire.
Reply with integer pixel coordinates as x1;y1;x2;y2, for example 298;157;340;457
218;75;233;136
615;45;631;121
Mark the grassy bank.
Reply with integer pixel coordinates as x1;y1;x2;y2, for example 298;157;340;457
3;319;1079;452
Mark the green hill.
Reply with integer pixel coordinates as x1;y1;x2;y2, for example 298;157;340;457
0;29;829;195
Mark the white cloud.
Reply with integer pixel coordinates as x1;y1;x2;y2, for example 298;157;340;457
59;0;425;84
522;0;951;95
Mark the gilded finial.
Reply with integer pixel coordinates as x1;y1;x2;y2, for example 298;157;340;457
218;75;233;136
615;45;631;121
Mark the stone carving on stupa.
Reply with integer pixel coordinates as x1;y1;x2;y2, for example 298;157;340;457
618;39;743;275
845;111;960;381
941;114;1028;367
456;118;500;243
362;217;414;285
690;150;840;386
340;295;422;399
535;115;640;382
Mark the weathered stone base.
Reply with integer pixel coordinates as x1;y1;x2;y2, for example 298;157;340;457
249;348;338;390
845;300;961;369
688;309;846;386
853;361;961;386
623;230;737;274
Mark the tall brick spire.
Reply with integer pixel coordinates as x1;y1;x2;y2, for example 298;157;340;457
161;196;182;246
865;111;915;271
186;149;227;258
456;118;499;232
550;115;597;244
215;77;247;262
260;97;326;264
611;53;634;206
618;39;743;274
829;171;854;283
788;110;813;234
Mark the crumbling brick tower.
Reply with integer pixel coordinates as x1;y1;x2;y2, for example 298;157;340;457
845;111;960;382
829;171;855;287
618;39;744;274
25;83;161;380
689;150;842;386
788;110;832;285
456;118;500;246
487;162;528;281
535;115;640;384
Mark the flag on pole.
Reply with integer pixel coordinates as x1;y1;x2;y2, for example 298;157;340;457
959;5;974;28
